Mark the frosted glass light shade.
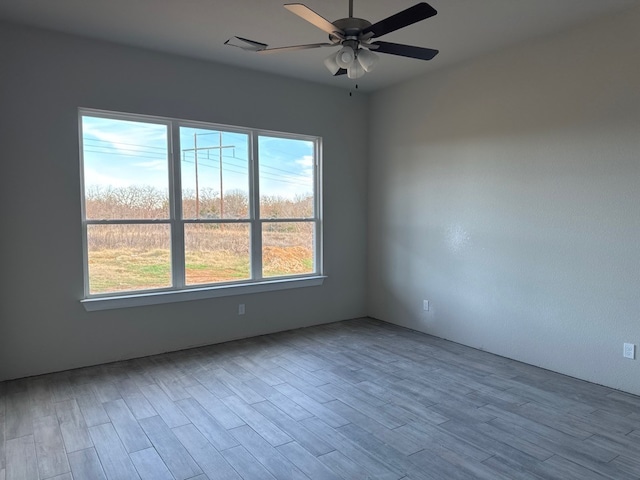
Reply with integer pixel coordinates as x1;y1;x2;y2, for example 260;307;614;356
357;48;379;72
324;52;341;75
347;60;365;79
336;46;355;69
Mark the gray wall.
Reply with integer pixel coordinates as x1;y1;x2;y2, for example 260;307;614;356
0;23;368;381
3;6;640;396
368;7;640;395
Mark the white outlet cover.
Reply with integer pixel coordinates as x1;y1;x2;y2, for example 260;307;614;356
623;343;635;359
238;304;245;315
423;300;429;311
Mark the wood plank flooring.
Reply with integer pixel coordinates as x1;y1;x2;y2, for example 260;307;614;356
1;317;639;480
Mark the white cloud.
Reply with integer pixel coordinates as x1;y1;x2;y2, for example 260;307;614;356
295;155;314;167
132;160;167;171
83;167;133;188
82;118;166;156
83;123;139;155
294;155;314;179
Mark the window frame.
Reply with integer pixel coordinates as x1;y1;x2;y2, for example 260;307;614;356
79;108;324;311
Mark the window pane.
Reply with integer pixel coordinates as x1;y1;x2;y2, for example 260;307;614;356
180;127;249;219
87;224;171;294
258;136;314;219
184;223;250;285
82;116;169;220
262;222;314;278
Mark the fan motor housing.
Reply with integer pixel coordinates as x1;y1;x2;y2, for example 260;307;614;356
331;17;372;39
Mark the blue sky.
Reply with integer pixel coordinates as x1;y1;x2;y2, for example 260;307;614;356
82;116;315;199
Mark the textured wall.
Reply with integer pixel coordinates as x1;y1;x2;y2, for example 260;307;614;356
368;7;640;394
0;23;368;381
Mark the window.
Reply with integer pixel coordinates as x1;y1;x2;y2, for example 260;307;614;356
79;109;322;309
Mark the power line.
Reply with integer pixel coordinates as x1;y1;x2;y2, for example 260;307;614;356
183;154;312;182
84;145;167;160
259;162;313;178
181;158;310;187
86;141;311;180
84;142;312;186
84;149;167;161
83;137;167;151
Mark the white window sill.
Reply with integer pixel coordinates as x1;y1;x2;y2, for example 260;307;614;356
81;276;326;312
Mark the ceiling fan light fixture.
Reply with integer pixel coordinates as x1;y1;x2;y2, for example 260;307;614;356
323;52;341;75
356;48;379;72
335;45;355;69
347;60;365;79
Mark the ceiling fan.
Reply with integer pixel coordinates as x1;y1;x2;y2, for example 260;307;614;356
225;0;439;79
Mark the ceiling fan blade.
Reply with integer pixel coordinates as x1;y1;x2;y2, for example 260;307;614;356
334;68;347;76
363;2;437;38
224;36;268;52
371;41;438;60
284;3;345;37
257;43;335;54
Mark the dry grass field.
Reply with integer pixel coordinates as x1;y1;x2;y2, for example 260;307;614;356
85;187;315;294
87;225;313;294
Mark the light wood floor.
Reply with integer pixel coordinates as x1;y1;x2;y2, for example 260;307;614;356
1;318;639;480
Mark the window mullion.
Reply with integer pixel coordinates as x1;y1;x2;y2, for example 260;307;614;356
250;132;262;280
315;140;323;275
170;121;185;289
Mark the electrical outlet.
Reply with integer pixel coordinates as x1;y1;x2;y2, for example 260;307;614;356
623;343;635;360
238;304;245;315
423;300;429;311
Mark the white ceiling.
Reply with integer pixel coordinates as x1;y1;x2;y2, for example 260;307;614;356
0;0;638;91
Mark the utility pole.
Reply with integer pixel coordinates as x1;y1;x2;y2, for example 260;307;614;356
182;132;235;219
